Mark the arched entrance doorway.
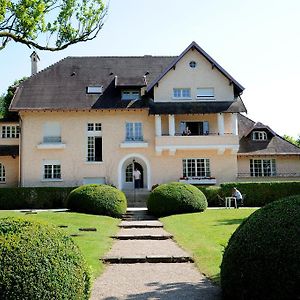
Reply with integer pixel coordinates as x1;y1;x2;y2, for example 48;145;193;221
118;154;151;190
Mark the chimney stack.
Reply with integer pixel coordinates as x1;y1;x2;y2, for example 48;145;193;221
30;51;40;75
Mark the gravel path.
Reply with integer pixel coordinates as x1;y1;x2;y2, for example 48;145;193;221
91;263;221;300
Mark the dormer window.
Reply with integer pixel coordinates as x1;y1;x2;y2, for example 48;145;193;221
252;131;267;141
173;88;191;100
86;86;103;94
121;90;140;101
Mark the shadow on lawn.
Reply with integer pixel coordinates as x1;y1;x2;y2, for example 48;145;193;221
215;218;246;226
103;280;221;300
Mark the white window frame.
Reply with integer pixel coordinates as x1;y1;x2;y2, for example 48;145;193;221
42;160;62;181
173;88;192;100
125;122;143;141
1;125;20;138
252;131;267;141
250;159;276;177
0;163;6;183
196;88;215;99
182;158;211;178
86;123;103;162
121;90;140;101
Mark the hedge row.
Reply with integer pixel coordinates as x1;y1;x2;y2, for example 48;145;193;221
0;187;74;209
199;181;300;207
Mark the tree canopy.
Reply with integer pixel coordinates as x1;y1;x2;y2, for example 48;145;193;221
283;134;300;147
0;0;107;51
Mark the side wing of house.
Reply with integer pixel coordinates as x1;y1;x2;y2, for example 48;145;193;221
237;114;300;182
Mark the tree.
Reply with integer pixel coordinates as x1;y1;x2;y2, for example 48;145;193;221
283;134;300;147
0;77;27;118
0;0;107;51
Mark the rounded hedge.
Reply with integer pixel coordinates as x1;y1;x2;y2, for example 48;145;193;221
147;182;207;217
67;184;127;217
220;195;300;300
0;217;91;300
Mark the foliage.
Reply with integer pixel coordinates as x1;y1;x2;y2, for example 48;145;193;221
147;182;207;217
0;77;26;118
197;186;222;207
0;187;74;209
0;217;91;300
0;211;119;278
283;134;300;147
161;209;257;284
220;196;300;299
67;184;127;217
0;0;107;51
220;181;300;206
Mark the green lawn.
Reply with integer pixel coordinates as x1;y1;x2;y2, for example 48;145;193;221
0;210;120;280
161;208;257;284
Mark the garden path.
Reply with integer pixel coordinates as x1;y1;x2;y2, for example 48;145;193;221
90;208;221;299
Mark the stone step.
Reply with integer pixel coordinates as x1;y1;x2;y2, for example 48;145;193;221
113;227;172;240
119;220;163;228
112;234;173;240
102;255;193;264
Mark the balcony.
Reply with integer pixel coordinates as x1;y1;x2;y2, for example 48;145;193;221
237;173;300;179
155;134;239;154
37;136;66;149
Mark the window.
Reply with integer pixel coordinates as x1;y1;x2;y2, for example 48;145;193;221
182;158;211;178
0;163;5;182
87;123;102;162
43;122;61;143
43;163;61;180
250;159;276;177
173;88;191;99
87;136;102;161
1;125;20;138
125;163;133;182
189;61;197;68
87;123;101;132
180;121;209;136
86;86;103;94
125;122;143;141
252;131;267;141
196;88;214;99
121;90;140;101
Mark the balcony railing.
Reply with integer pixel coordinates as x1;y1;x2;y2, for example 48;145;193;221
43;136;62;143
179;177;217;185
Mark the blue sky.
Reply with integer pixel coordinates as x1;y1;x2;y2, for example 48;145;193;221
0;0;299;138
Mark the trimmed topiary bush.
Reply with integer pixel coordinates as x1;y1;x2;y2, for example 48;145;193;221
0;217;91;300
220;195;300;300
147;182;207;217
67;184;127;217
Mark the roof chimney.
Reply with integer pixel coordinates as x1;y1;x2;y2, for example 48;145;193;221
30;51;40;75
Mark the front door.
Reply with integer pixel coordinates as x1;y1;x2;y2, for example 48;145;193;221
124;162;144;189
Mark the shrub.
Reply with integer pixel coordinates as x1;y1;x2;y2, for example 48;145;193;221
197;186;222;207
220;196;300;300
0;187;74;209
0;217;91;300
147;182;207;217
67;184;127;217
221;181;300;207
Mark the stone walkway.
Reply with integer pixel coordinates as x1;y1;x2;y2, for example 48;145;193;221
90;209;221;300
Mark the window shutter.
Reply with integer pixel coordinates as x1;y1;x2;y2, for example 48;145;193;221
203;121;209;135
43;122;61;142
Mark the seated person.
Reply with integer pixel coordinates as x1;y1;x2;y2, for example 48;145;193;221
232;187;243;208
182;126;191;136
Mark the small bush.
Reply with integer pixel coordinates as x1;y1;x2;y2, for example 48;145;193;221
220;195;300;300
221;181;300;206
0;187;74;209
147;182;207;217
0;217;91;300
197;186;222;207
67;184;127;217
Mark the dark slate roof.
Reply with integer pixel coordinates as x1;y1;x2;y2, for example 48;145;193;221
149;98;246;115
147;41;245;96
115;75;146;87
11;56;175;110
238;114;300;155
0;145;19;156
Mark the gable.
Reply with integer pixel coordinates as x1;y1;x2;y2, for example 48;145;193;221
153;48;236;102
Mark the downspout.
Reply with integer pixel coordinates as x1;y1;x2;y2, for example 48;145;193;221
18;113;23;187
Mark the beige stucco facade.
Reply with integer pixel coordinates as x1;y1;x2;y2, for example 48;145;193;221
18;110;238;188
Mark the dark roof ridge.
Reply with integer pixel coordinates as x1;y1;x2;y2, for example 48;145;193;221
65;55;176;59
